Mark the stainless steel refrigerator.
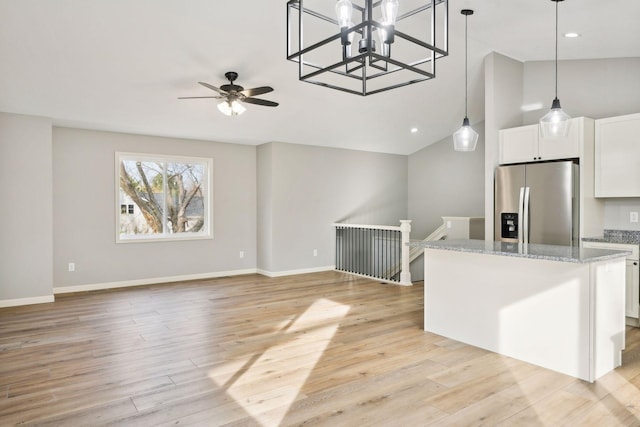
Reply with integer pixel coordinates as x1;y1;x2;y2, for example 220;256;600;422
494;161;579;246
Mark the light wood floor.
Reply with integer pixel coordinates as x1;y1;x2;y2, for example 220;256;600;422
1;271;640;426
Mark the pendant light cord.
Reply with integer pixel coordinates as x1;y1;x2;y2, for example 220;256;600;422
464;13;468;118
554;0;558;99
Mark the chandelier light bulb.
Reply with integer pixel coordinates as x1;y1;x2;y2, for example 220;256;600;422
335;0;353;28
381;0;399;25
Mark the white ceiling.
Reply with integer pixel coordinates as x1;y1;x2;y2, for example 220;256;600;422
1;0;639;155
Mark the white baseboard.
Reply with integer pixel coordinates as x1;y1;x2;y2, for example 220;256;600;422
53;268;259;294
0;295;55;308
257;265;335;278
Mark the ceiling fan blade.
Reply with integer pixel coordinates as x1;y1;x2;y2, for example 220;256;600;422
198;81;225;94
242;97;279;107
240;86;274;97
178;96;221;99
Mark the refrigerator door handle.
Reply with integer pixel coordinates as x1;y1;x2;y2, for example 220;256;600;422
523;187;531;244
518;187;525;244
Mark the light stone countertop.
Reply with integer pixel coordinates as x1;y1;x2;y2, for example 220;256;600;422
583;229;640;245
412;239;630;264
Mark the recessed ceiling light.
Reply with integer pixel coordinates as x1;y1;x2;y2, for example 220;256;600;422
563;32;580;38
410;127;418;133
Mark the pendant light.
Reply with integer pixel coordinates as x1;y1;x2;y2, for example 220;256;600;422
453;9;478;152
539;0;571;138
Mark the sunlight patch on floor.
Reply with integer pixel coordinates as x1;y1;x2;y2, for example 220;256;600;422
208;298;350;426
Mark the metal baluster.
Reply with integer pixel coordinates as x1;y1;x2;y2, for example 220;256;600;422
336;228;339;271
382;229;386;280
349;227;353;273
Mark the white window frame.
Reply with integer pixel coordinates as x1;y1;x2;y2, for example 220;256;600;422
115;152;213;243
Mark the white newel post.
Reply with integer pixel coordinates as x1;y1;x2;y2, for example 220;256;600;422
399;220;412;285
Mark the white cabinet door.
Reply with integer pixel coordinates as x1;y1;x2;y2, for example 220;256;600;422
626;259;640;319
538;118;582;161
499;119;582;165
595;113;640;197
583;241;639;319
499;125;538;164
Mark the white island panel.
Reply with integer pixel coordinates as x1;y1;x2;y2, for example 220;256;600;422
423;248;625;382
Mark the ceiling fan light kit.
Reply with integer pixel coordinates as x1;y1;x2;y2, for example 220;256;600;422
453;8;478;152
179;71;279;116
217;99;246;116
539;0;571;139
286;0;449;96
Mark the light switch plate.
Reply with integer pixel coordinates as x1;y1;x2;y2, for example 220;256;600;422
631;212;638;223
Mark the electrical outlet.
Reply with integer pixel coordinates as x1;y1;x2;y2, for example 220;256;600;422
313;249;318;257
68;262;75;272
631;212;638;223
239;251;245;259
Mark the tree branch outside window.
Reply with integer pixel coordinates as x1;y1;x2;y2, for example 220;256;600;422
117;153;212;242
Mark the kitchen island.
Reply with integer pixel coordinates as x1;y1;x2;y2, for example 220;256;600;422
414;239;629;382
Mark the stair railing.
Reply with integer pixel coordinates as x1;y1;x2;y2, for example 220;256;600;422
333;220;412;286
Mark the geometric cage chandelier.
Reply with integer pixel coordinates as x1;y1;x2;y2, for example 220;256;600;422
286;0;449;96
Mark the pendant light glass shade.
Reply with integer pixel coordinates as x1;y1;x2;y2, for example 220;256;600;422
540;97;571;138
453;117;479;151
539;0;571;139
217;99;246;116
454;9;478;152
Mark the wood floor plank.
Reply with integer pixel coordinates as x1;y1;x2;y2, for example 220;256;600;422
428;394;527;426
497;389;595;426
1;271;639;426
28;397;139;427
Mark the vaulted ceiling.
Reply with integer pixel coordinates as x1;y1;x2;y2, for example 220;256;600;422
1;0;639;155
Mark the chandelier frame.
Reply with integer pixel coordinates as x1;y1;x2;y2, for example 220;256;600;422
286;0;449;96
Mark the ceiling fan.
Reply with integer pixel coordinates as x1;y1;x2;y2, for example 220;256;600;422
179;71;279;116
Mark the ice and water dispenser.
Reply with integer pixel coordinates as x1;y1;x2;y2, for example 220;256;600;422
500;213;518;239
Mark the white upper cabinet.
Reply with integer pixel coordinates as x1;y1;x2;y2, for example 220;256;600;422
595;113;640;197
499;118;583;165
498;125;538;164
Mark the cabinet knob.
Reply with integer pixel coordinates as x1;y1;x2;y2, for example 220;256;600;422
634;262;638;266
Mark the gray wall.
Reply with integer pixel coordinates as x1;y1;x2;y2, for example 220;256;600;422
256;143;273;271
523;58;640;125
483;52;525;240
53;127;257;288
605;200;640;231
523;57;640;231
408;122;486;240
257;142;408;273
0;112;54;301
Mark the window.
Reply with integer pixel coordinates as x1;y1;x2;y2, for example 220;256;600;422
116;152;212;242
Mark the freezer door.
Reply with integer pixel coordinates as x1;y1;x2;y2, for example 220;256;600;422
494;165;525;242
525;161;577;246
